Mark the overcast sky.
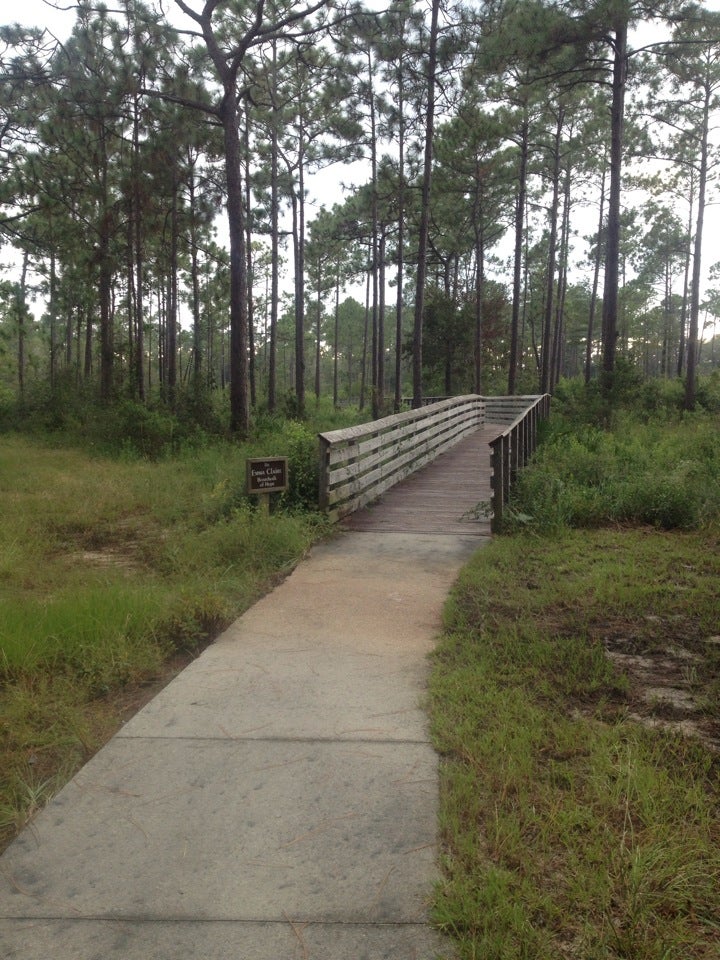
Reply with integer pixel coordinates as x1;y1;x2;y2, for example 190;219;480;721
11;0;720;34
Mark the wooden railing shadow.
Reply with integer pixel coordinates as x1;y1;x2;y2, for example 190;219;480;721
318;394;550;530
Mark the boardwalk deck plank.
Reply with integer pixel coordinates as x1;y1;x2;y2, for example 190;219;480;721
341;424;500;536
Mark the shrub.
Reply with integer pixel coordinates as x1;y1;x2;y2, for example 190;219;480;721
695;372;720;413
507;410;720;532
614;472;701;530
278;420;320;509
637;377;685;418
238;416;320;511
109;400;182;458
552;378;606;427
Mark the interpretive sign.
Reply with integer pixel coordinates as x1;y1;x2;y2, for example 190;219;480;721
246;457;289;495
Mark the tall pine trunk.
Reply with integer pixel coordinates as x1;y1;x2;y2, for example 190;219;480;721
601;19;627;394
552;151;572;390
166;163;179;409
133;88;146;402
221;89;251;435
189;162;203;392
586;159;606;384
333;267;340;408
16;251;29;401
394;65;406;413
315;258;322;400
677;172;694;377
49;251;58;390
472;167;486;394
684;79;710;411
243;119;256;409
508;105;529;395
268;40;280;412
412;0;440;408
541;109;563;394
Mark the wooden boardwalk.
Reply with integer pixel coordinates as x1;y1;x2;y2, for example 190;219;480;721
341;424;501;536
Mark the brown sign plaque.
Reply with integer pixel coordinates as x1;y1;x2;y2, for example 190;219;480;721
246;457;289;495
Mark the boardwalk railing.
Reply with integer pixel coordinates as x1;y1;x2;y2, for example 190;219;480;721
489;394;550;532
318;395;484;521
318;393;550;525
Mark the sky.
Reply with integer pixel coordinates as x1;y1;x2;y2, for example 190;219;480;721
11;0;76;37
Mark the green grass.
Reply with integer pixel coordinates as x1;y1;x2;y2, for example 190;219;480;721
431;394;720;957
0;437;325;672
430;529;720;958
430;390;720;960
504;413;720;532
0;430;334;847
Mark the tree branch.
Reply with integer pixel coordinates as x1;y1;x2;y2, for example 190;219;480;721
140;86;221;120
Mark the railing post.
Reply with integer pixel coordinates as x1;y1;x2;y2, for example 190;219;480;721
318;435;331;512
528;405;536;460
502;434;511;506
490;437;503;534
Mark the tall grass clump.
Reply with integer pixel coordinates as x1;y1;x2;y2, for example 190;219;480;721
505;381;720;532
0;434;328;684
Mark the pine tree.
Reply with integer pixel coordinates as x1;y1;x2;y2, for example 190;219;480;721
167;0;335;434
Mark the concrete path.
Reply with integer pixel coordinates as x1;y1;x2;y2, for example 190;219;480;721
0;530;485;959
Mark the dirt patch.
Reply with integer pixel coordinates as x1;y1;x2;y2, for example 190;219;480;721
73;547;144;572
602;633;720;752
54;514;164;574
100;649;199;723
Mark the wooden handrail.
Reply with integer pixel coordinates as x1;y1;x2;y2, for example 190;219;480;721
489;394;550;532
318;395;485;521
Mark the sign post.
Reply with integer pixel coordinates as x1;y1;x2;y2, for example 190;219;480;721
246;457;289;514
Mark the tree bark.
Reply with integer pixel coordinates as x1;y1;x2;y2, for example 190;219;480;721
17;250;29;401
552;151;572;390
541;109;563;394
508;105;528;395
677;173;694;377
586;159;606;384
166;163;179;409
244;118;256;409
600;19;627;393
394;63;405;413
133;88;146;402
684;79;710;411
378;229;386;412
333;267;340;407
315;258;322;400
268;39;280;413
412;0;440;408
189;160;203;392
221;89;251;435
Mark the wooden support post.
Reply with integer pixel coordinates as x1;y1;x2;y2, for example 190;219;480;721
491;437;503;534
318;435;331;512
502;434;511;506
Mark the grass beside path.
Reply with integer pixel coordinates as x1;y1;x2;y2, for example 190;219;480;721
430;529;720;960
0;433;330;851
